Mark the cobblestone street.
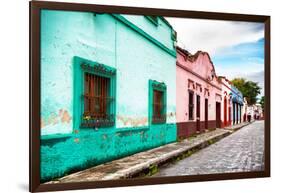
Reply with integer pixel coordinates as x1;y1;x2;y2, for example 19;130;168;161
153;120;264;177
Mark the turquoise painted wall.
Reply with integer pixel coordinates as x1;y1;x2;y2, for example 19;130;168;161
40;10;177;182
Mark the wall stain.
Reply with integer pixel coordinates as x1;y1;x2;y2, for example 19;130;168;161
116;112;176;127
59;109;72;123
41;109;72;129
102;134;108;140
117;115;148;127
74;138;80;143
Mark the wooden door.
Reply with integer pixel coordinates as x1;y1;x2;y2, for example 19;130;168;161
233;102;235;125
216;102;221;128
196;95;200;132
205;98;208;129
224;97;227;127
236;103;239;124
228;106;231;126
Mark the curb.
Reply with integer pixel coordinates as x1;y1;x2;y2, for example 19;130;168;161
223;121;252;132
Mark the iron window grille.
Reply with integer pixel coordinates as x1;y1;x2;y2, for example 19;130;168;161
81;73;115;128
152;90;165;123
149;80;167;124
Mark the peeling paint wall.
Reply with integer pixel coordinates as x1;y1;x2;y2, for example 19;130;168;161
40;10;176;182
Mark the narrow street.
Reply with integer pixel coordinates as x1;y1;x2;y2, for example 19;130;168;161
153;120;264;177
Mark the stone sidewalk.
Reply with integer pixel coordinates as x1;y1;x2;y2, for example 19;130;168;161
224;121;251;132
47;122;250;183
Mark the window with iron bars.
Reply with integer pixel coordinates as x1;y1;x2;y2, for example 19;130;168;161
152;90;165;123
81;72;114;128
150;80;167;124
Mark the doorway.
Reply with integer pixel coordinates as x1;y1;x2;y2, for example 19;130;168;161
236;103;239;124
233;102;235;125
205;98;208;129
216;102;221;128
196;95;200;132
224;96;227;127
228;106;231;126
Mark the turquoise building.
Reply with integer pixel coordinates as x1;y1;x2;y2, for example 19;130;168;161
40;10;177;182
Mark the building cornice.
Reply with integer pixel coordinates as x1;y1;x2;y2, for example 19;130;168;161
176;47;216;75
176;61;222;91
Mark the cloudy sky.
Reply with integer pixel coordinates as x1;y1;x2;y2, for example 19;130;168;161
166;17;265;97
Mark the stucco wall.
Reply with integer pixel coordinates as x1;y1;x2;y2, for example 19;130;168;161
40;10;176;182
220;78;233;126
176;50;222;123
123;15;174;51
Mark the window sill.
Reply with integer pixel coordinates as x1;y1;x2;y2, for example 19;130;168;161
80;121;115;128
152;116;166;124
80;116;115;128
152;122;166;125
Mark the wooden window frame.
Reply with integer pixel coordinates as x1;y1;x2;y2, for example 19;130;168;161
149;80;167;124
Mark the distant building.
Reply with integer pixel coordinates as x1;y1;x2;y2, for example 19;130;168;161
219;77;233;127
231;86;244;125
242;97;248;122
247;103;263;120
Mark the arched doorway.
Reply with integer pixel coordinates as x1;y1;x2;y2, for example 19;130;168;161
224;96;227;127
228;99;231;126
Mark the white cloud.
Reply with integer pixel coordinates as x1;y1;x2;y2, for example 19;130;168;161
166;17;264;56
215;66;264;97
215;61;264;78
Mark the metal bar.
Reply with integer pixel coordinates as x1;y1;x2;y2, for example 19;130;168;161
101;76;104;118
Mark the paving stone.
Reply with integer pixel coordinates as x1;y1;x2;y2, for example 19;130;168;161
153;120;264;177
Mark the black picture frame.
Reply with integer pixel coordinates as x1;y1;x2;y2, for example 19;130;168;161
30;1;270;192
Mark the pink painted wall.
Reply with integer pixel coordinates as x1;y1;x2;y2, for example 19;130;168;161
220;77;233;126
176;48;222;124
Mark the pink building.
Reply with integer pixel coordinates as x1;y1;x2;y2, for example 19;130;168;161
176;47;223;138
219;76;233;127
